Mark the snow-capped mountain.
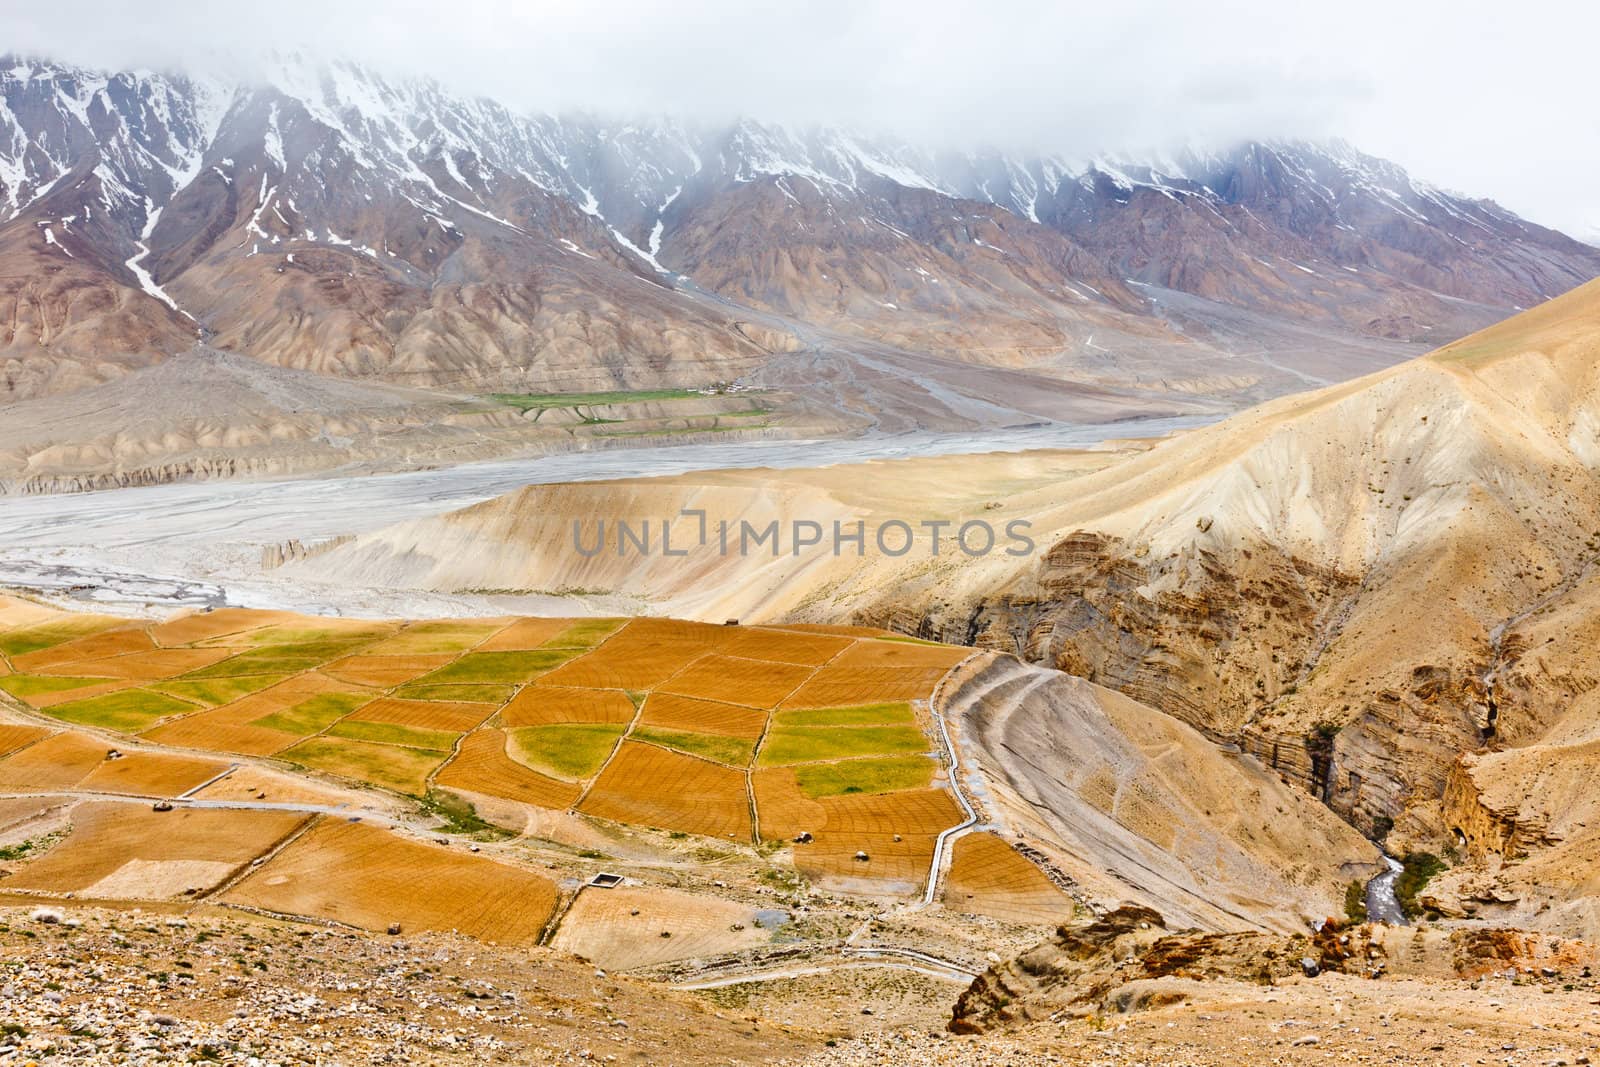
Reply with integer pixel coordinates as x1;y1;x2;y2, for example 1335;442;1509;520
2;54;1597;403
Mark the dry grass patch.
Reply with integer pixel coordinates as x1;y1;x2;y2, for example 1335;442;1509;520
794;832;938;893
720;628;854;666
507;724;625;780
148;607;292;647
751;768;826;840
761;779;961;891
0;723;51;759
77;750;230;798
780;665;950;709
817;788;964;836
186;640;382;679
658;654;814;709
228;619;398;648
19;679;136;709
41;647;237;681
279;737;447;795
188;765;355;807
501;686;635;727
943;831;1075;924
435;729;582;810
830;640;970;670
538;618;734;690
142;711;295;756
474;617;581;651
393;682;516;704
346;697;495;734
2;801;307;899
13;625;154;670
543;618;628;647
772;702;916;727
0;731;119;790
0;674;112;701
578;742;751;840
3;619;142;664
249;691;371;735
321;654;455;688
359;619;508;656
551;885;768;970
223;818;558;941
638;693;767;738
326;719;460;751
140;674;375;755
0;595;74;632
179;623;394;677
0;794;68;833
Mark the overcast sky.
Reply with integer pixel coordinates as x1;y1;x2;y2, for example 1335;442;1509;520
9;0;1597;239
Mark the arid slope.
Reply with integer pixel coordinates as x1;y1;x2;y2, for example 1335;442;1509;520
301;280;1600;936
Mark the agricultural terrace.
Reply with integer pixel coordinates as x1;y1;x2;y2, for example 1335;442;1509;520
0;598;975;895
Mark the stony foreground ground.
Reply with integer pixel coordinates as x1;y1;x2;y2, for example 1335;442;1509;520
4;903;1599;1065
793;971;1600;1066
0;905;824;1065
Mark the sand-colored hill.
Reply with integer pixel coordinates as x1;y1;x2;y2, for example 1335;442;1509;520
295;279;1600;937
282;448;1131;619
939;654;1379;932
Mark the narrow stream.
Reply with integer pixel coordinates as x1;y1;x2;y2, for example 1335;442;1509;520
1364;854;1406;925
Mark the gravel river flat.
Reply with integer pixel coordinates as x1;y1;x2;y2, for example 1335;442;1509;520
0;419;1209;616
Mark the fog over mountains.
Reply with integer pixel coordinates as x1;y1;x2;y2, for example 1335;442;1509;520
2;53;1598;408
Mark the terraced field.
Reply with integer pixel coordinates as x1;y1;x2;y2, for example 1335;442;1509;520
0;596;979;897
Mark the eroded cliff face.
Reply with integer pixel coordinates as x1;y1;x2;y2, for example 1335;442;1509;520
860;530;1488;844
949;905;1598;1036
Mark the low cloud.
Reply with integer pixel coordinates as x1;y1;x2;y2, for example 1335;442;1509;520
8;0;1596;237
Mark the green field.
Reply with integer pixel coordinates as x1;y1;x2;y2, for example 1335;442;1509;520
414;649;577;686
250;693;370;735
48;689;194;732
793;756;936;797
758;724;929;766
772;702;915;728
547;619;627;648
153;674;288;707
186;637;380;678
280;737;447;795
489;388;705;412
370;620;504;655
234;625;388;648
632;726;756;766
0;675;110;700
508;724;626;779
327;719;460;751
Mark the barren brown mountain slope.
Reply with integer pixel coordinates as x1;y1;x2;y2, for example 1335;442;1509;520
0;204;199;398
306;280;1600;936
880;278;1600;932
0;347;826;494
